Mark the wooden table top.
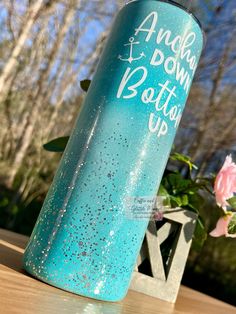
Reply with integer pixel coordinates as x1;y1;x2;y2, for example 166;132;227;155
0;228;235;314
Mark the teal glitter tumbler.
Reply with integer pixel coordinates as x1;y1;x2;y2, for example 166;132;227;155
23;0;204;302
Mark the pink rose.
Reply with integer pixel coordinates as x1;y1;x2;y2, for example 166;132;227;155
153;211;163;221
214;155;236;210
210;214;236;238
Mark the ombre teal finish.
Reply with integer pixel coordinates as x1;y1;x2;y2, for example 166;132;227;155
23;0;203;301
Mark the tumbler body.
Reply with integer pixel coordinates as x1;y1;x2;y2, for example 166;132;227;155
23;0;203;301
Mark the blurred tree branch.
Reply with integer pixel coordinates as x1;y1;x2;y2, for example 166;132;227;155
0;0;46;104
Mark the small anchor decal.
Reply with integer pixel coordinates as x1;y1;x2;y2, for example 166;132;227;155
118;37;145;64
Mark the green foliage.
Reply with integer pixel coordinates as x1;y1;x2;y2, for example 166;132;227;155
170;152;198;171
192;217;208;251
0;185;43;235
228;214;236;236
158;153;210;250
80;79;91;92
227;196;236;209
43;136;69;152
158;184;171;206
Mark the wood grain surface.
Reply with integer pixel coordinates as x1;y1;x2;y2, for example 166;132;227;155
0;228;235;314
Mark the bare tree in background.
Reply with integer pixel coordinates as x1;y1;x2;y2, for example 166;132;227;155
0;0;45;103
0;0;120;196
175;0;236;174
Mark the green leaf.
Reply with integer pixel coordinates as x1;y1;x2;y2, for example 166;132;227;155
80;79;91;92
157;184;171;207
168;194;189;207
43;136;69;152
181;194;189;206
192;217;207;251
167;173;193;194
158;184;169;197
170;152;198;171
227;196;236;209
169;195;183;207
0;197;9;207
186;203;199;214
187;193;204;212
228;214;236;235
12;205;19;215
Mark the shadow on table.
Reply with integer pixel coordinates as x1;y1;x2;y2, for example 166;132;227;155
0;242;25;272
